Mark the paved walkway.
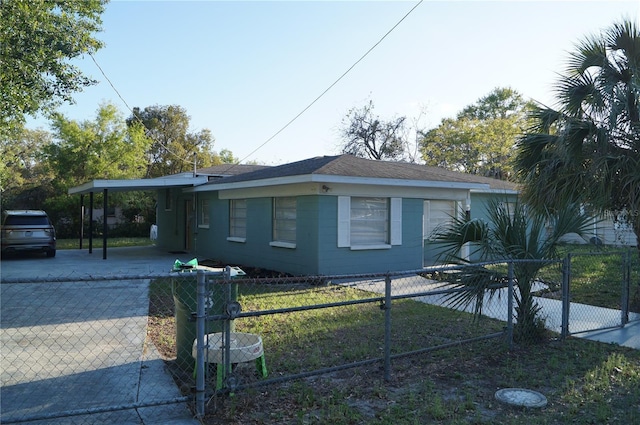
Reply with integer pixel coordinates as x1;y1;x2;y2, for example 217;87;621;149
1;246;201;424
341;275;640;350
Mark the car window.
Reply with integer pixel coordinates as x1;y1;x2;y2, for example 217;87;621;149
3;216;50;226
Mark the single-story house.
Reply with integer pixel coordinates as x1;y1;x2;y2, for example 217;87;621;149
69;154;637;274
70;155;518;274
157;155;518;275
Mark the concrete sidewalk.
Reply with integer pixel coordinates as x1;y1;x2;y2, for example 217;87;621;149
341;275;640;350
1;246;201;424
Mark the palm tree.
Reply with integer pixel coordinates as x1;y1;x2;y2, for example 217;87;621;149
431;199;591;342
515;20;640;257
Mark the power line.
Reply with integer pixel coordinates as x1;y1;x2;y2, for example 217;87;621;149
90;1;424;173
89;53;133;115
88;53;194;167
231;0;424;168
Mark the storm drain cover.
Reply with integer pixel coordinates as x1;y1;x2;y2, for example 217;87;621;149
495;388;547;408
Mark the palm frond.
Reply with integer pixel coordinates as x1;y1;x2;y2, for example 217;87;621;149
606;20;640;62
541;203;594;257
557;73;601;117
567;34;607;75
440;265;507;320
431;213;489;264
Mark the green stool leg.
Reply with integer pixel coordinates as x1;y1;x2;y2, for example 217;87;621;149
197;355;267;390
216;364;225;390
255;354;268;378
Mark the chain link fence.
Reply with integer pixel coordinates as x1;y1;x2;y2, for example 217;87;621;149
2;252;636;423
1;276;191;424
560;250;640;335
182;267;510;418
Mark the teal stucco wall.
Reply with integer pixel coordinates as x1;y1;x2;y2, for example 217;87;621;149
163;189;517;275
317;197;423;275
467;192;519;262
190;194;425;276
194;195;320;275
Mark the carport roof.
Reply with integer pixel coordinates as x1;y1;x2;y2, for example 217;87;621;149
68;175;210;195
67;164;269;195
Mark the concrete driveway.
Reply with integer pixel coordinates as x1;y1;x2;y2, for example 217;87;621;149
0;245;189;281
1;246;201;424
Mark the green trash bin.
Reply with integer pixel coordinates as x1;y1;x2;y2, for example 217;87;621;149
171;260;245;369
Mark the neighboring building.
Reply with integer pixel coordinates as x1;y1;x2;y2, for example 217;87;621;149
560;210;638;247
156;155;518;275
87;206;125;228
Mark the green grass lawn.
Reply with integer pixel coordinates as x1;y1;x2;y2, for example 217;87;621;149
57;237;155;250
148;278;640;425
555;245;640;311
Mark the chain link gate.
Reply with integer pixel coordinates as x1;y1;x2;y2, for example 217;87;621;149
560;250;639;338
0;274;193;424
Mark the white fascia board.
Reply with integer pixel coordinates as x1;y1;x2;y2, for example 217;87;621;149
189;174;490;192
189;175;313;192
68;176;209;195
470;188;519;195
316;175;490;190
164;172;196;179
147;176;209;186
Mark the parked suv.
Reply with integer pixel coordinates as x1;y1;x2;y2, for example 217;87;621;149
1;210;56;257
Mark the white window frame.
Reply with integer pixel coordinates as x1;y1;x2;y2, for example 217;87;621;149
198;198;209;228
227;199;247;242
337;196;401;250
270;196;296;248
423;200;458;241
497;201;517;221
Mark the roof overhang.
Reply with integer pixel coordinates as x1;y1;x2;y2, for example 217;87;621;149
187;174;490;193
68;176;209;195
470;188;519;195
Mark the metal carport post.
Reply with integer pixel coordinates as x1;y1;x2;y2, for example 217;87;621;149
78;189;108;259
69;174;210;259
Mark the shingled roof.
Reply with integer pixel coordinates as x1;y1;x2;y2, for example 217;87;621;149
196;163;269;177
201;155;518;191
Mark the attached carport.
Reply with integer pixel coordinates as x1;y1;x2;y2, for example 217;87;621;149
68;175;208;259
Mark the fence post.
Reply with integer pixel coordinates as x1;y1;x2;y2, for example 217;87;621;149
195;270;206;418
507;262;514;350
384;273;392;382
561;254;571;340
621;250;631;326
222;266;234;392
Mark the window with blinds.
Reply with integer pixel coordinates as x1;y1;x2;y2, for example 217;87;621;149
338;196;402;249
229;199;247;239
273;197;296;244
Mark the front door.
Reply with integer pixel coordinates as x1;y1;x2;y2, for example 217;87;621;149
184;200;193;251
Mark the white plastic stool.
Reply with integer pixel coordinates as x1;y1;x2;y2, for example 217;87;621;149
192;332;267;390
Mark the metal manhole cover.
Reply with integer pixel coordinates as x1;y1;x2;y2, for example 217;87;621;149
495;388;547;408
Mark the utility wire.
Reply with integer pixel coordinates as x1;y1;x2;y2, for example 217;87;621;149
89;53;194;166
89;0;423;173
231;0;424;169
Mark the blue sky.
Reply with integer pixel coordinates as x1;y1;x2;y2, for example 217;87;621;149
27;0;640;166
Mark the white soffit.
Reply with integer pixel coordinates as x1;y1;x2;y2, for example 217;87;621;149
68;176;209;195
